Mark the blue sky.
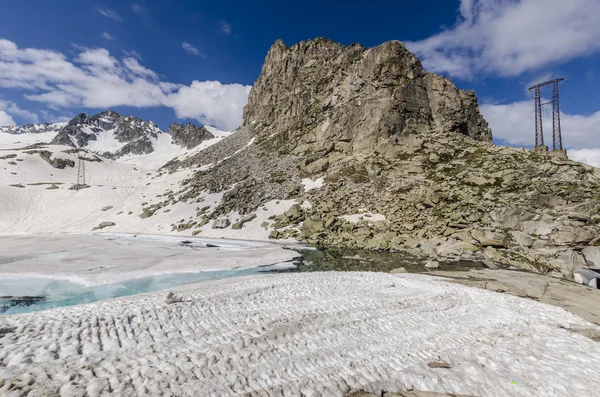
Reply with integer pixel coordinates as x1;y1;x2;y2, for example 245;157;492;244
1;0;600;165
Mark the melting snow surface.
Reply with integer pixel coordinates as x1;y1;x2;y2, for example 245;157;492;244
0;272;599;396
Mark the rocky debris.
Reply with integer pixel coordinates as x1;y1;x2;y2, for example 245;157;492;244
24;150;75;169
168;123;214;149
232;213;257;229
165;292;183;305
212;219;231;229
92;221;116;231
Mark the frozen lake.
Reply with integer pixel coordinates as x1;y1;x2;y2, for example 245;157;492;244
0;234;300;313
0;263;291;315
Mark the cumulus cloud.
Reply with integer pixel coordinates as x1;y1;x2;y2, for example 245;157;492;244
165;81;251;130
95;7;122;22
481;100;600;167
0;111;15;126
0;39;250;130
406;0;600;79
181;42;201;56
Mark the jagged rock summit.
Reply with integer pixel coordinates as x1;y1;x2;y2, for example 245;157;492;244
244;38;491;157
168;123;215;150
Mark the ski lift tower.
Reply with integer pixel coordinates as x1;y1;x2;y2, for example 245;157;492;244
70;150;90;190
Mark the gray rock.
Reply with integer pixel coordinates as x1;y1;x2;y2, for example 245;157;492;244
165;291;183;305
231;213;257;229
390;267;408;274
212;219;231;229
424;260;440;269
583;247;600;269
510;231;535;248
93;221;115;230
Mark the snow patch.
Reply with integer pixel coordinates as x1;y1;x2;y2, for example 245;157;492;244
301;177;324;191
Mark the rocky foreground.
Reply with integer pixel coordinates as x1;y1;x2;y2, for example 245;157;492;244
156;38;600;281
1;272;600;397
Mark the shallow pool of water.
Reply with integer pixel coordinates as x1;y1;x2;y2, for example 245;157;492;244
0;264;291;315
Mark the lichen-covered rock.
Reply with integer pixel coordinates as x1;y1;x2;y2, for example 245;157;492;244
212;219;231;229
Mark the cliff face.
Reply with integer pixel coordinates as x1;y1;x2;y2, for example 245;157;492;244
243;38;491;157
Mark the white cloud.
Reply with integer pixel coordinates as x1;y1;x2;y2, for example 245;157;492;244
0;100;38;123
102;32;116;41
569;149;600;168
0;39;250;130
95;7;122;22
406;0;600;79
481;100;600;167
0;111;15;126
181;42;201;56
220;21;231;35
166;81;252;130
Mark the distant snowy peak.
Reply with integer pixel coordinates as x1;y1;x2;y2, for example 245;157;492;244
0;122;67;135
51;110;164;158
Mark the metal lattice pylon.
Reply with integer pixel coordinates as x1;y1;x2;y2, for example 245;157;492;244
528;78;565;151
71;151;88;190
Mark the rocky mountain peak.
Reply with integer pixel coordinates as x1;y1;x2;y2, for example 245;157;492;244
167;122;215;150
243;38;491;157
50;110;162;158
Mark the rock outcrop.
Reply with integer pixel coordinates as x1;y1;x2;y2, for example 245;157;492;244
243;38;491;158
168;123;215;149
166;38;600;279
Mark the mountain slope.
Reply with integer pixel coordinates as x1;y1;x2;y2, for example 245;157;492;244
159;38;600;279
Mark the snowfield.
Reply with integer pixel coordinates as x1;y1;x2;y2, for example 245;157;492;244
1;272;599;396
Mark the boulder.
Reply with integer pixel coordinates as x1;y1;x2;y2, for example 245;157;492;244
425;261;440;269
284;204;303;220
510;231;535;248
390;267;408;274
583;247;600;269
232;213;257;229
212;219;231;229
